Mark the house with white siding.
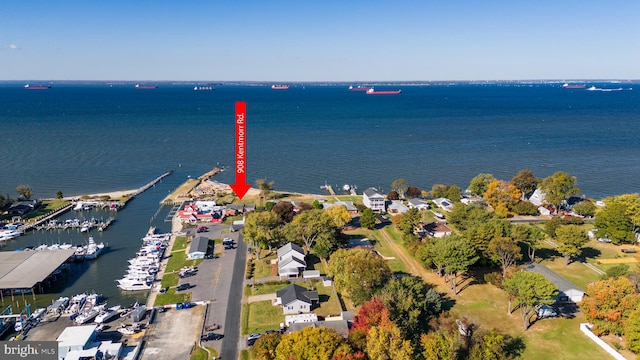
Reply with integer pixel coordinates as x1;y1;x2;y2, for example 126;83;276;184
363;188;385;212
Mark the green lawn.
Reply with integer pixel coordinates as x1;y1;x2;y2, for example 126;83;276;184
242;300;284;335
313;283;344;317
18;199;70;221
245;282;290;296
154;288;192;307
252;253;277;279
343;228;409;274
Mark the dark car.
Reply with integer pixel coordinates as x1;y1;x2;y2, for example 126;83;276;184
176;283;191;291
204;254;217;259
201;332;224;341
197;226;209;233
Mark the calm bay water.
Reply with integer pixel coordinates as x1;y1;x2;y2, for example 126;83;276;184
0;82;639;306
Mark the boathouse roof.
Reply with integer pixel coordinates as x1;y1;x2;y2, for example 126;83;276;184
0;249;76;290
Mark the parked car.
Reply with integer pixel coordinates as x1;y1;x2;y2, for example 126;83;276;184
247;333;262;346
197;226;209;233
201;332;224;341
176;283;192;291
204;254;217;259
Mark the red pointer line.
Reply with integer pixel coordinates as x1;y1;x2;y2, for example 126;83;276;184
230;101;251;199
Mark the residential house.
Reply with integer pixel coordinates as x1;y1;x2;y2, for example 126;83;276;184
7;200;39;216
387;200;409;214
407;198;430;210
323;201;358;215
432;198;454;212
525;263;585;303
188;236;209;260
274;284;319;314
528;188;546;207
419;222;453;238
363;188;385;212
225;204;246;217
277;242;306;278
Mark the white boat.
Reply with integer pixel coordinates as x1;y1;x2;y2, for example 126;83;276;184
117;324;139;335
80;222;91;232
84;237;105;259
65;293;87;314
95;305;121;324
74;304;105;324
30;307;47;322
117;281;152;291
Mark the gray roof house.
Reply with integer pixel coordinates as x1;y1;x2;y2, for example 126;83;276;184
525;263;585;303
275;284;319;314
277;242;306;278
363;188;385;212
387;200;409;214
188;236;209;260
407;198;430;210
433;197;454;212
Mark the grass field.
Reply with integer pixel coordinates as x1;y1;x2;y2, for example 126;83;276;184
313;282;344;317
242;300;284;335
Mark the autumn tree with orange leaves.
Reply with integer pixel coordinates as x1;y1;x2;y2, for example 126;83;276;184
580;277;640;336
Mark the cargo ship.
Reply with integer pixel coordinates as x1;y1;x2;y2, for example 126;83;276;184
193;86;215;91
271;84;289;90
348;85;372;91
562;83;586;89
366;88;401;95
24;84;51;90
135;84;158;89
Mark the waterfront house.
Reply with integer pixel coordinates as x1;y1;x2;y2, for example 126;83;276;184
387;200;409;214
528;188;546;207
274;284;319;314
363;188;385;212
177;202;223;223
407;198;430;210
433;198;454;212
277;242;306;278
188;236;209;260
323;201;358;215
7;200;39;216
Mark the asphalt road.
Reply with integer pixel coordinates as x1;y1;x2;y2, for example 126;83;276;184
219;232;247;360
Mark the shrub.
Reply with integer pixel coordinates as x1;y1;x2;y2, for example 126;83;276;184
484;272;504;289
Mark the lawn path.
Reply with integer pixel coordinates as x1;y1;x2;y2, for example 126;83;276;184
378;227;450;293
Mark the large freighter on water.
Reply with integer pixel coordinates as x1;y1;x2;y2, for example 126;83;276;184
271;84;289;90
366;88;401;95
24;84;51;90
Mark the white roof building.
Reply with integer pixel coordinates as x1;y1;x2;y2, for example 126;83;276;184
363;188;385;212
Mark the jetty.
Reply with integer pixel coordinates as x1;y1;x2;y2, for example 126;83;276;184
321;182;336;196
162;167;222;204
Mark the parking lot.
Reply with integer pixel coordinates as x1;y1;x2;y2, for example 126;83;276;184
140;306;204;360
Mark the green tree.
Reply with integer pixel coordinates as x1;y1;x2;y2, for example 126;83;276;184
391;178;408;199
55;191;64;199
328;248;392;306
437;236;479;296
255;178;275;207
378;276;443;341
511;224;545;263
365;325;414;360
16;184;33;200
468;173;496;196
607;194;640;232
467;329;519;360
312;199;323;209
555;225;588;265
581;277;640;336
360;208;376;230
572;200;596;217
601;264;630;280
595;202;635;244
325;205;352;228
511;169;539;199
242;211;281;259
503;271;557;330
430;184;462;202
398;208;420;235
487;237;522;278
285;209;336;254
539;171;580;213
447;203;494;232
420;330;457;360
275;326;354;360
625;308;640;353
464;218;512;256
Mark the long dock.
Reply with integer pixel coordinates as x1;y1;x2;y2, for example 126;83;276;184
132;170;174;197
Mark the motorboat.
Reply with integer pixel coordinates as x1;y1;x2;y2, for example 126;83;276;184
95;305;121;324
117;281;152;291
74;304;106;324
84;237;105;259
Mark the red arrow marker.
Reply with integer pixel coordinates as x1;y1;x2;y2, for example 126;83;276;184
230;101;251;199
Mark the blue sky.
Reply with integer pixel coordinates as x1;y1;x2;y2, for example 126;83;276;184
1;1;638;81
